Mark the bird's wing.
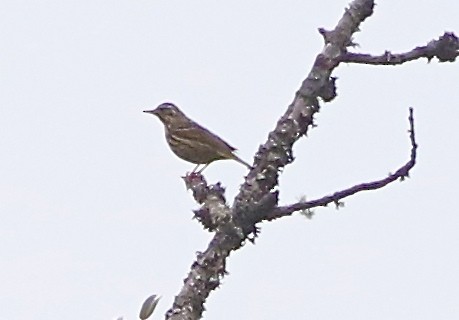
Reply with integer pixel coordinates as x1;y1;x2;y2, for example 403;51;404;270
177;123;237;152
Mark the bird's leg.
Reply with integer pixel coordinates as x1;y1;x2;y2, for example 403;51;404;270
191;164;201;173
197;163;209;173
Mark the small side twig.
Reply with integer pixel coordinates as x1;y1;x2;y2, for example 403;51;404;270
267;107;417;220
182;173;235;232
340;32;459;65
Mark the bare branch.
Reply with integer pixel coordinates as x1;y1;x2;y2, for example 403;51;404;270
268;108;417;220
340;32;459;65
166;1;377;319
182;173;232;232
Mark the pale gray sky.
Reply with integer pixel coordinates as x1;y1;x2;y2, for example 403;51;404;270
1;1;459;319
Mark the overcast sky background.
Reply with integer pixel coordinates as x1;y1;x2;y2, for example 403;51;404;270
1;1;459;319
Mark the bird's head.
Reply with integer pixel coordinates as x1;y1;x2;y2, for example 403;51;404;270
144;102;187;127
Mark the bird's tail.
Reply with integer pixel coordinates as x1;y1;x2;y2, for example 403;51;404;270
234;155;252;170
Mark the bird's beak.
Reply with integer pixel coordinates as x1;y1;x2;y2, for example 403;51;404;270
143;109;158;115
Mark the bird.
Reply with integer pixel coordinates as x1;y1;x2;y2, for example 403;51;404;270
144;102;251;173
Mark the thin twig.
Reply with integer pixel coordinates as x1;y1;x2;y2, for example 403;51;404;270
340;32;459;65
268;108;417;220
